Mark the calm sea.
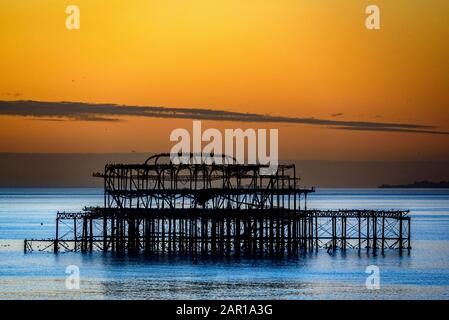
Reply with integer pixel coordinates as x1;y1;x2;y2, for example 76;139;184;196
0;188;449;300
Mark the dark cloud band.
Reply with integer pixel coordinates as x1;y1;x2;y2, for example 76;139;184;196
0;100;447;135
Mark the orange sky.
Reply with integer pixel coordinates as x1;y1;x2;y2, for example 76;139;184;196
0;0;448;160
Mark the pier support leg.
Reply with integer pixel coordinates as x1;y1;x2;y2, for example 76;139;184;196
54;218;59;254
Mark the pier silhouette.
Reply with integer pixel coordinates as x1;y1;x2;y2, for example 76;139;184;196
24;153;411;256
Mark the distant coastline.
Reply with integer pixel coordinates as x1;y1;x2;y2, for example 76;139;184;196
2;153;449;188
379;181;449;188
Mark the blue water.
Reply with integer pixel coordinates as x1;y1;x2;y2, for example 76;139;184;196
0;188;449;299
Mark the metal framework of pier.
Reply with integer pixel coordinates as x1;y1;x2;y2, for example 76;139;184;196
24;153;411;256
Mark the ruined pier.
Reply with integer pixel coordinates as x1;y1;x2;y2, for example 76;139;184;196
24;153;411;256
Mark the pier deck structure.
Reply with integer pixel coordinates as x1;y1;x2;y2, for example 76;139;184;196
24;153;411;256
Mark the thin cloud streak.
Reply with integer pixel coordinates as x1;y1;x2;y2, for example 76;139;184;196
334;126;449;135
0;100;447;135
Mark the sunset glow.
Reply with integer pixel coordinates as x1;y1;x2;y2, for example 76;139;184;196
1;0;448;160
